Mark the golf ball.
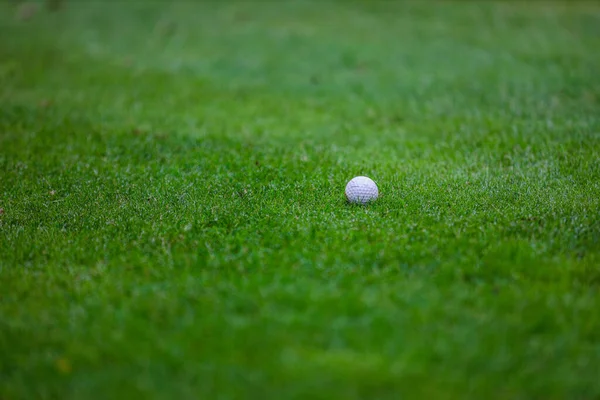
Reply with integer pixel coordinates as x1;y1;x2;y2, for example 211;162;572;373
345;176;378;204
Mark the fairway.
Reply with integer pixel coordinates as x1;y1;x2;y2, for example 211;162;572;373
1;1;600;398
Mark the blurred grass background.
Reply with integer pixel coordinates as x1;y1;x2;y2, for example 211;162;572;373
1;1;599;399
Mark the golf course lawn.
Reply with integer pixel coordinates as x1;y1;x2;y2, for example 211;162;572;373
1;1;599;398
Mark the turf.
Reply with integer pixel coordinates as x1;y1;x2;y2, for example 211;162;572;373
1;1;600;399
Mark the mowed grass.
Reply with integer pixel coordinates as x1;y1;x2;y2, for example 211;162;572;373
1;1;600;398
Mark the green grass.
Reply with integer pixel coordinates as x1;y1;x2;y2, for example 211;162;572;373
1;1;600;398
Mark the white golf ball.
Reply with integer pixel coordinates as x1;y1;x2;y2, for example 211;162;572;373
345;176;378;204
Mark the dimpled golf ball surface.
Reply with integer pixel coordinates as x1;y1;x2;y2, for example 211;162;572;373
345;176;378;204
